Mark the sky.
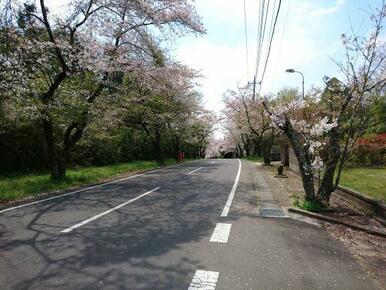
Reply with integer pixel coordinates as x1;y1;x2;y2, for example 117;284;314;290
45;0;383;116
174;0;384;114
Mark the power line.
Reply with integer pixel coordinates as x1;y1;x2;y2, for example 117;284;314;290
271;0;291;82
267;0;278;49
259;0;278;90
248;0;284;97
259;0;282;94
255;0;270;79
254;0;264;79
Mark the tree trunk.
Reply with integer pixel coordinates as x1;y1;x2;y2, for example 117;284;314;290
284;122;316;201
43;119;78;180
172;136;180;161
263;143;271;165
42;112;87;179
241;134;250;156
317;127;340;203
42;119;62;179
249;136;256;155
298;166;316;201
260;129;274;165
237;143;244;158
254;138;262;156
55;153;67;180
153;130;163;165
198;146;204;158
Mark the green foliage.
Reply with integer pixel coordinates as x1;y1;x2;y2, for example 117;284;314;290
0;160;176;202
368;98;386;134
349;134;386;165
293;197;324;212
0;0;208;180
0;25;213;175
275;87;299;104
243;155;263;162
0;121;48;173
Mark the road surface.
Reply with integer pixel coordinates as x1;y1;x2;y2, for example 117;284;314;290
0;159;376;289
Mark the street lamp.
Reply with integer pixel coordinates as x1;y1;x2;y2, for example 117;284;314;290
286;68;304;99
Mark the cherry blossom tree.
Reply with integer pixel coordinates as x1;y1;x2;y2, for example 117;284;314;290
120;42;209;164
185;108;216;158
263;4;386;204
0;0;204;179
223;85;277;163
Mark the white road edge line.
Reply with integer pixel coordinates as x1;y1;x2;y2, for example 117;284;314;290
61;187;160;233
188;270;219;290
221;159;241;217
187;167;204;175
0;163;184;214
210;223;232;243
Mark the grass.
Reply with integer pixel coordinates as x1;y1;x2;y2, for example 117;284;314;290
243;155;264;162
339;166;386;202
0;159;177;203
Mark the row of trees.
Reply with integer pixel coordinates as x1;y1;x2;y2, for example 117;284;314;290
0;0;215;178
223;86;278;164
223;3;386;205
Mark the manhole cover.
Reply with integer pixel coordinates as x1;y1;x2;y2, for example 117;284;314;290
259;208;285;217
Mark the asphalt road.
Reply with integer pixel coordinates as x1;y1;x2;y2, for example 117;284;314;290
0;159;377;290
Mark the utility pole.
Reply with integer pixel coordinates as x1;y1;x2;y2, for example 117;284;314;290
248;75;260;102
252;75;256;102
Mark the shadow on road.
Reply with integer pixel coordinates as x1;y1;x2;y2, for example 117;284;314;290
0;163;254;289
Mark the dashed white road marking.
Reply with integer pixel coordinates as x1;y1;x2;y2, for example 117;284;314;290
210;161;216;164
187;167;204;175
61;187;160;233
210;223;232;243
188;270;219;290
0;163;185;214
221;159;241;217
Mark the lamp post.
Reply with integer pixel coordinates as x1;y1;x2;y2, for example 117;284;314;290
286;68;304;99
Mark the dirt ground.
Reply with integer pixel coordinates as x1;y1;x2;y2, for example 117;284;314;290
256;163;386;290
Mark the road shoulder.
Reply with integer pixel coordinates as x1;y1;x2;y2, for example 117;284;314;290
0;161;192;212
253;161;386;289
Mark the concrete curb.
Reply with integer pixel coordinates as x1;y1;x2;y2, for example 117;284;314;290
335;186;386;220
288;207;386;238
286;168;386;221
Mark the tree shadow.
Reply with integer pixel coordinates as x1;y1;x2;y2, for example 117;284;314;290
0;162;255;290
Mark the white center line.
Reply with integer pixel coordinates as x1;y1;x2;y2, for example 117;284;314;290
61;187;160;233
187;167;204;175
188;270;219;290
210;223;232;243
221;159;241;217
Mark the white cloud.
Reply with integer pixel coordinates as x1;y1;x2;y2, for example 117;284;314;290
176;39;247;112
46;0;347;115
175;0;347;113
311;0;346;17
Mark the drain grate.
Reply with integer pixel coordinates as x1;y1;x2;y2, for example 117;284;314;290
259;208;285;217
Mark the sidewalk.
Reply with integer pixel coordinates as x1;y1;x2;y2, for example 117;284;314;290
252;161;386;290
214;159;378;290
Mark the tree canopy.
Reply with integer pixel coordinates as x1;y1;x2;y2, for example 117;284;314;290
0;0;214;178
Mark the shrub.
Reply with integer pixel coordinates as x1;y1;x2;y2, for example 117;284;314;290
293;195;324;212
350;133;386;165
